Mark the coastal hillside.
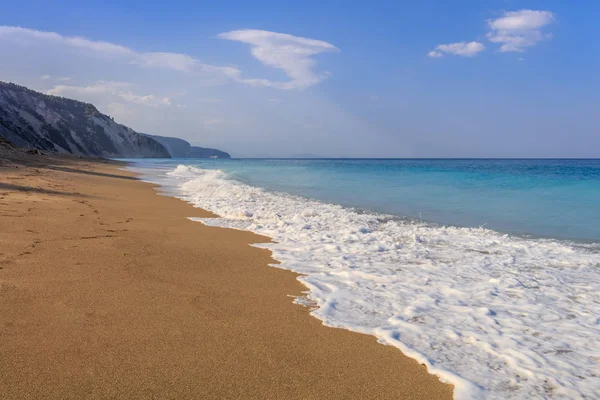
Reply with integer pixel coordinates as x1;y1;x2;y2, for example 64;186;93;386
145;133;231;158
0;81;169;158
187;145;231;159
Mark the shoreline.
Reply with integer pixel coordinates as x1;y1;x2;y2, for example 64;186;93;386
150;160;600;399
0;152;452;399
133;162;474;396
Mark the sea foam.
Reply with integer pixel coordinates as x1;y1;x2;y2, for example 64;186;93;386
145;164;600;399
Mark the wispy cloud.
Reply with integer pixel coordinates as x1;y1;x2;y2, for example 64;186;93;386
487;10;555;52
218;29;339;89
47;81;172;107
0;26;234;82
1;26;338;90
428;41;485;58
0;26;132;56
40;74;72;82
47;81;128;96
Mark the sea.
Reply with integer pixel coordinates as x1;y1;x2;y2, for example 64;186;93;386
125;158;600;399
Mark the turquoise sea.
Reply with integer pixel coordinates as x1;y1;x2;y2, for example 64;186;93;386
132;158;600;241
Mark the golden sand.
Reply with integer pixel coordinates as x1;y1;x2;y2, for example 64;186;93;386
0;150;453;399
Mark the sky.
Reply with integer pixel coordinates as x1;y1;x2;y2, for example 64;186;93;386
1;0;599;158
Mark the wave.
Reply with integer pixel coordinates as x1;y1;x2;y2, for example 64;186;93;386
146;164;600;399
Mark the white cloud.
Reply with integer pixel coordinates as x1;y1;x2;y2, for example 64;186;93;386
428;41;485;57
0;26;132;56
218;29;339;89
47;81;171;107
0;26;231;81
39;75;71;82
118;91;171;106
1;26;337;90
48;81;125;95
487;10;555;52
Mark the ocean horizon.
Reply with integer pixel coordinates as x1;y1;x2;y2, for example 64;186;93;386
127;157;600;399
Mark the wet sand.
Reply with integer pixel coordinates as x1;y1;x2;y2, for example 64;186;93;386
0;149;453;399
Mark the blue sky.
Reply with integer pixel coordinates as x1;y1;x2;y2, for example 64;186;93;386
1;0;599;157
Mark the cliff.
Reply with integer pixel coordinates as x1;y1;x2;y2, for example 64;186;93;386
0;81;170;158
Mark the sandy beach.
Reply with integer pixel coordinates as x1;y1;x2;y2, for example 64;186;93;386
0;149;452;399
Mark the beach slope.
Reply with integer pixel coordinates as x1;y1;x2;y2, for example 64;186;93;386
0;151;452;399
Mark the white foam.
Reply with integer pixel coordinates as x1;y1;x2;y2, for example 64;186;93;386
142;164;600;399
